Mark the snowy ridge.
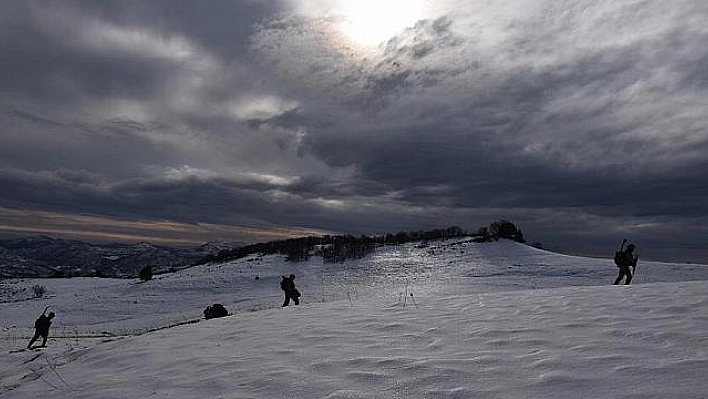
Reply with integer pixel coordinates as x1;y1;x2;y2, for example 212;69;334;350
2;239;708;398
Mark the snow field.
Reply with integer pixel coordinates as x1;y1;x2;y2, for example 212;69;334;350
2;239;708;398
3;282;708;398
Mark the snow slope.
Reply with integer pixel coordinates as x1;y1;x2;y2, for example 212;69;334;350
2;239;708;398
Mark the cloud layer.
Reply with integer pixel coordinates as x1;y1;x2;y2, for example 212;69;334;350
1;0;707;261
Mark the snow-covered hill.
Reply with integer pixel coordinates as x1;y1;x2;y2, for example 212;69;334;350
1;239;707;398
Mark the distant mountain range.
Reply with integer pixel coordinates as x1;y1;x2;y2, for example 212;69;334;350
0;236;237;278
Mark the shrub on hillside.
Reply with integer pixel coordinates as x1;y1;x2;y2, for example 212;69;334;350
489;220;525;243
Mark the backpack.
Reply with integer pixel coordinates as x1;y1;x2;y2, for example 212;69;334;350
280;278;288;291
614;251;635;268
614;251;624;267
204;303;228;320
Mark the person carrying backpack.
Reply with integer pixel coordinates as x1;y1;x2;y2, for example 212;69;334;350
27;308;55;349
280;274;301;307
613;239;638;285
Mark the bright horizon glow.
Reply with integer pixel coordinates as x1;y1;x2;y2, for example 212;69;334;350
338;0;425;47
0;206;332;245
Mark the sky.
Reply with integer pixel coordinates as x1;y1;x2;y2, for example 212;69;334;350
1;0;707;262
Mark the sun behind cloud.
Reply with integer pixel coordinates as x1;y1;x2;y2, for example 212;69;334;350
338;0;425;47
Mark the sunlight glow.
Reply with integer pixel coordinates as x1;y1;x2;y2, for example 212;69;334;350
338;0;425;47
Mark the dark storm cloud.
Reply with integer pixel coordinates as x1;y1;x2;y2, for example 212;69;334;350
0;1;278;100
1;109;192;180
0;7;163;103
1;0;708;261
0;167;417;236
0;168;277;226
65;0;278;58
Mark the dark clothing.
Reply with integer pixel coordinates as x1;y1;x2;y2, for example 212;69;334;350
280;276;300;307
614;265;633;285
614;248;638;285
27;314;53;348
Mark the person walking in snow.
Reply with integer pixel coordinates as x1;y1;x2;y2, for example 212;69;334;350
613;240;638;285
280;274;301;307
27;309;55;349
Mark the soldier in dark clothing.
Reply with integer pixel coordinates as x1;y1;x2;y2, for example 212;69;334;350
280;274;301;307
614;243;638;285
27;311;55;349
